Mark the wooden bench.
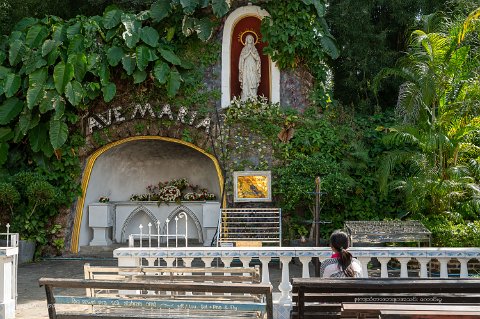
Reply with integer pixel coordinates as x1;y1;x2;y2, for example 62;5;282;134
83;263;261;297
291;278;480;319
39;277;273;319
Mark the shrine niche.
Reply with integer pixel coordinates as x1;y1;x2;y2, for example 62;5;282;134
221;5;280;108
231;17;269;101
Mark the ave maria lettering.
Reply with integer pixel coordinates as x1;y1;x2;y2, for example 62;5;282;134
87;103;212;135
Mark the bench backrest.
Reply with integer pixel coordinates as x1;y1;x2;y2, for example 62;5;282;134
291;278;480;318
39;277;273;319
84;263;261;297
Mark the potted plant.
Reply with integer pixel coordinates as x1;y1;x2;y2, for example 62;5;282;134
297;225;309;243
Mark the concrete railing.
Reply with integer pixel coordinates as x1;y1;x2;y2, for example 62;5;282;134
0;232;19;319
114;246;480;318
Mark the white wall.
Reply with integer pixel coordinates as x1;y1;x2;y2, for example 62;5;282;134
79;140;221;248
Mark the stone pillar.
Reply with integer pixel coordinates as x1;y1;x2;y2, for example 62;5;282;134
357;257;370;278
145;258;156;267
377;257;390;278
417;258;430;278
298;257;311;278
183;258;193;268
259;257;271;284
438;258;449;278
278;256;292;304
398;258;410;278
459;259;469;278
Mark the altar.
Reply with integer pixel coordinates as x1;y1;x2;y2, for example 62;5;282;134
88;201;221;247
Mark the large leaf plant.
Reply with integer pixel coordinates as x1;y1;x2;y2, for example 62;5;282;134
0;0;230;165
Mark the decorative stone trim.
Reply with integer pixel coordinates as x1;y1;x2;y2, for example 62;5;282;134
163;205;204;244
120;205;159;242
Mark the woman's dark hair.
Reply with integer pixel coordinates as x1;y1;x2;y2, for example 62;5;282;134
330;230;355;277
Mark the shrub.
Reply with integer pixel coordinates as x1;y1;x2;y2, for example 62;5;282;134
0;182;20;215
423;218;480;247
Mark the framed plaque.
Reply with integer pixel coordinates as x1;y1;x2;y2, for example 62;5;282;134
233;171;271;202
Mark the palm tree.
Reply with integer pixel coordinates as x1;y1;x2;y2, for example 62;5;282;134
376;8;480;218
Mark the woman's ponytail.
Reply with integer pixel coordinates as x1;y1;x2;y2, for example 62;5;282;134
330;230;355;277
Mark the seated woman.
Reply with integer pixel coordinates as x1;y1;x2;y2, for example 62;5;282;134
320;230;363;277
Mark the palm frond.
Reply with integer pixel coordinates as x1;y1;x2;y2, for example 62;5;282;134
458;7;480;44
377;150;415;195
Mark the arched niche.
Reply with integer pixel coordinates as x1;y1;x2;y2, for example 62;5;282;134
120;205;159;242
162;205;204;244
221;5;280;108
72;136;223;252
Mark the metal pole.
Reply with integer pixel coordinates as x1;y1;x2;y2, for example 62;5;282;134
315;177;320;248
314;176;321;277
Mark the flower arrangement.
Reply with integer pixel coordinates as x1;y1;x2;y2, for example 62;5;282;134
130;178;216;204
226;96;281;122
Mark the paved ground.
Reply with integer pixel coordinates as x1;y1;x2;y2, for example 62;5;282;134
16;256;305;319
17;258;116;319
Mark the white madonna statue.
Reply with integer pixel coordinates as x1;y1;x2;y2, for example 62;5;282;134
239;34;261;101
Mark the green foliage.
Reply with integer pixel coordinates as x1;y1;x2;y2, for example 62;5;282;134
261;0;336;108
376;8;480;220
326;0;447;111
423;216;480;247
4;172;62;246
0;182;20;215
0;1;228;159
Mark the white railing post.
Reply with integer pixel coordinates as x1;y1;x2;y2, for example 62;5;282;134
298;257;311;278
378;257;390;278
221;257;233;268
417;258;430;278
175;216;179;247
398;258;410;278
164;258;175;267
165;219;170;247
5;224;9;247
460;259;469;278
259;257;271;284
145;258;156;267
148;223;152;248
357;257;370;278
156;221;161;247
438;258;449;278
278;256;292;303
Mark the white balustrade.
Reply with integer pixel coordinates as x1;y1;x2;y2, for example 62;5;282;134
0;232;19;319
113;246;480;318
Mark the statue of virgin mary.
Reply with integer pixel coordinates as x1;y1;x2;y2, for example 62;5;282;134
239;34;261;101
